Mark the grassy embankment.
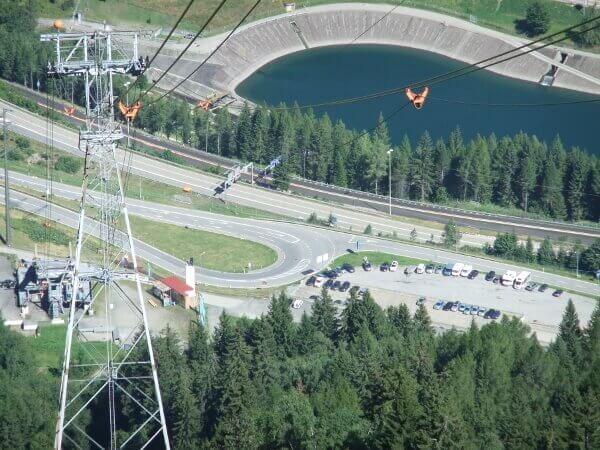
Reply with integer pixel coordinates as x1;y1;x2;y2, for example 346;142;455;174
331;251;431;268
37;0;592;49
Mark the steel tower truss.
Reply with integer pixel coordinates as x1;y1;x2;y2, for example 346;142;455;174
41;31;170;449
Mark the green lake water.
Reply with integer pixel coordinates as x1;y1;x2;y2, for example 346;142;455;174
236;45;599;154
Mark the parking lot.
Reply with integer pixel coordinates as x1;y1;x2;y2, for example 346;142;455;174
297;263;598;345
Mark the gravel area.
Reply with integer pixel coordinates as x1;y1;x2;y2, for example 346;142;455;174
294;265;598;345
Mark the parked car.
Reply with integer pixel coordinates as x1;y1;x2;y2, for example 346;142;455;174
325;269;338;279
425;264;435;274
291;299;303;309
443;301;454;311
553;289;564;297
451;301;459;312
342;263;355;273
334;267;343;276
324;279;334;289
433;300;444;310
477;306;486;316
306;276;316;286
467;270;479;280
362;261;372;271
390;261;399;272
484;309;497;319
340;281;351;292
416;296;426;306
538;283;549;292
470;305;479;315
313;276;326;288
380;262;390;272
332;280;342;290
458;303;466;313
416;263;426;274
485;271;496;281
435;265;443;274
525;282;538;292
492;277;500;284
463;304;472;315
485;309;501;320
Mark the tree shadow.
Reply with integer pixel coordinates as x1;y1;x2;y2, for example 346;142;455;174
514;19;533;37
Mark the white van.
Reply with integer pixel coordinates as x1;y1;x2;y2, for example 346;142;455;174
416;263;426;274
513;271;531;289
501;270;517;286
451;263;464;276
460;264;473;277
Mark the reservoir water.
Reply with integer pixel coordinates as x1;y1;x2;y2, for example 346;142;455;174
236;45;599;155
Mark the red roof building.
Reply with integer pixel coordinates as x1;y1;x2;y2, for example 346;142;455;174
161;276;194;295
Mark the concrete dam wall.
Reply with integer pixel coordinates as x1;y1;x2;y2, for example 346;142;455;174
144;4;600;99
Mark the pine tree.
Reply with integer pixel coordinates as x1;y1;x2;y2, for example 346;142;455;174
443;220;462;248
558;299;582;362
413;304;433;334
565;148;590;221
171;369;201;449
213;329;257;448
537;237;556;266
266;292;295;357
235;104;253;160
311;286;338;341
539;157;566;219
409;131;435;201
524;1;551;36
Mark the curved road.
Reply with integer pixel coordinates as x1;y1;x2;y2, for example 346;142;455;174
3;175;599;297
2;97;600;247
5;183;335;288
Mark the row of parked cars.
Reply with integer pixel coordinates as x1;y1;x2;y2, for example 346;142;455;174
430;299;502;320
306;263;355;292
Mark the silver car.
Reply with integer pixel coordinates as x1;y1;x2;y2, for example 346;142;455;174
470;305;479;315
463;304;472;315
478;306;486;316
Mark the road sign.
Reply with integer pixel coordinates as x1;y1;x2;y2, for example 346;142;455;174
356;240;360;252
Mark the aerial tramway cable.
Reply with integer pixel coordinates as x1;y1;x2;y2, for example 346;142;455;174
265;14;600;111
146;0;263;106
122;0;198;100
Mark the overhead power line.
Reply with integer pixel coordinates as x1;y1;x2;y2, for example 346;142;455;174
123;0;197;98
140;0;229;100
147;0;263;106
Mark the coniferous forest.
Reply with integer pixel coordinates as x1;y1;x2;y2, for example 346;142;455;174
134;100;600;223
2;291;599;449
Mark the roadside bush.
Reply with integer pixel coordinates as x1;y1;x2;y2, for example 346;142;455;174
7;148;24;161
13;218;70;246
54;155;81;174
15;136;31;152
307;212;319;224
364;224;372;235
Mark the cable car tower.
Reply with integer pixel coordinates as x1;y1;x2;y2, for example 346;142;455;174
41;30;170;449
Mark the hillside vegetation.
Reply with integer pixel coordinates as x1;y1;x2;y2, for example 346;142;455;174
35;0;594;46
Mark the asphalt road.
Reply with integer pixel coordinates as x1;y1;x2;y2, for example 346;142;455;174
4;187;335;288
4;175;599;296
3;89;600;245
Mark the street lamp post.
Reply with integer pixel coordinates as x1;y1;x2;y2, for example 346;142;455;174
2;109;11;247
387;148;394;215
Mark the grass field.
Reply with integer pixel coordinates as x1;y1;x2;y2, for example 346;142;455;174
128;215;278;273
331;251;430;268
36;0;594;49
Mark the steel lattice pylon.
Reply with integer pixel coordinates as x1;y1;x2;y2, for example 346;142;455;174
40;31;170;449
